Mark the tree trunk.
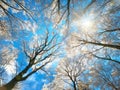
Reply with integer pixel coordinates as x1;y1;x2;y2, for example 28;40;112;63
0;78;18;90
73;81;77;90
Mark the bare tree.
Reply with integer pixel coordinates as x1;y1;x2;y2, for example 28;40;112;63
0;0;30;28
0;31;59;90
89;61;120;90
45;56;89;90
70;0;120;64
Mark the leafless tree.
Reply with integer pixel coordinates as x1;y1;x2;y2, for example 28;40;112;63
0;31;59;90
89;62;120;90
53;56;89;90
71;0;120;64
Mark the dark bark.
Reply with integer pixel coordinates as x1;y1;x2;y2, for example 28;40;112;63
92;54;120;64
73;81;77;90
0;78;18;90
79;40;120;50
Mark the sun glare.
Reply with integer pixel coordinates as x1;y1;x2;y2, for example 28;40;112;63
72;13;96;33
80;16;96;33
81;18;92;30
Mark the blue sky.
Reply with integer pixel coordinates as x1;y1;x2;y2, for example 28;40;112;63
0;0;120;90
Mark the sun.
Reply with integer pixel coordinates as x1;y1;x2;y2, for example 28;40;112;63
72;13;96;33
80;18;93;30
80;16;95;32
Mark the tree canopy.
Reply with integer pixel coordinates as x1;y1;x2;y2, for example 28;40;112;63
0;0;120;90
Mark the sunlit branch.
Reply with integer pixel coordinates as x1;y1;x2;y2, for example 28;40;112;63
94;67;119;90
101;28;120;34
21;60;51;81
0;0;34;32
23;42;31;59
13;0;33;18
83;0;96;14
78;39;120;50
0;31;58;90
92;54;120;64
1;0;22;11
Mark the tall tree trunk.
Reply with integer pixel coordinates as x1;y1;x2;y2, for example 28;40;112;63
73;81;77;90
0;78;18;90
